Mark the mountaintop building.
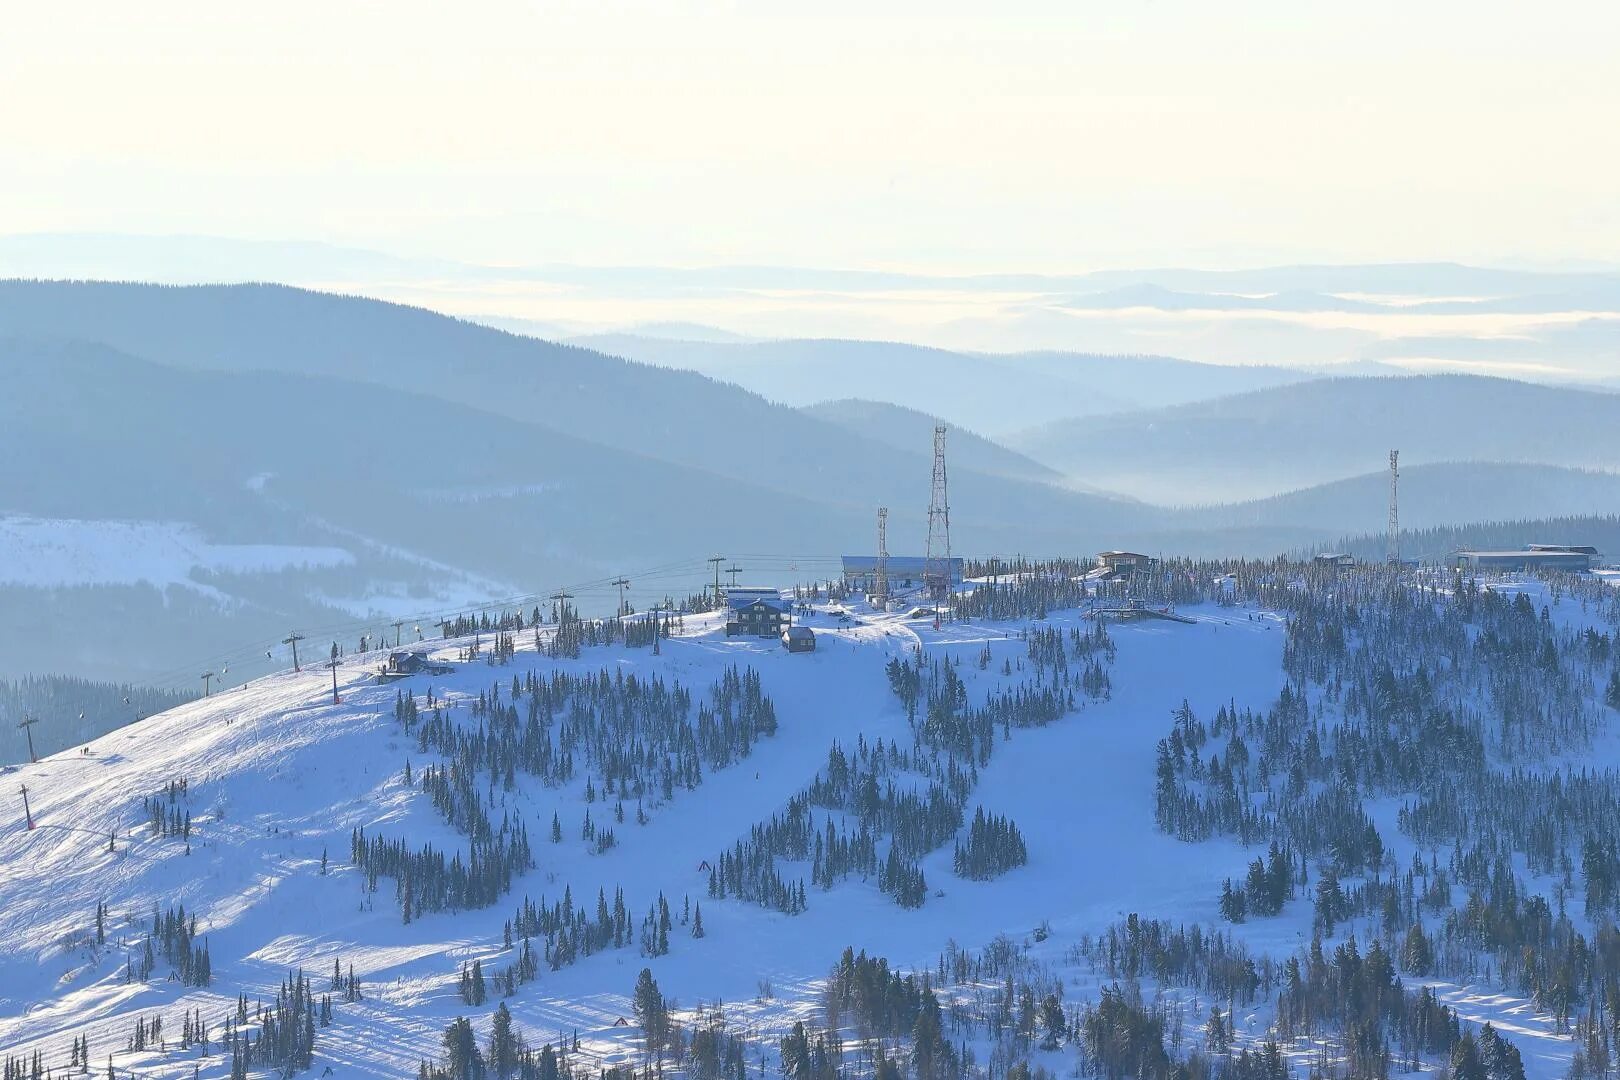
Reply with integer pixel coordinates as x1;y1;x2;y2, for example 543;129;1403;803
724;587;792;638
1096;551;1156;576
1455;545;1600;573
841;555;963;594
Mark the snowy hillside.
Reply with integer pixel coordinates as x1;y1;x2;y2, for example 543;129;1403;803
2;571;1616;1080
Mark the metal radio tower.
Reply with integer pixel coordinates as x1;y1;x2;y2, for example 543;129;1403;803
1387;449;1401;565
875;507;889;606
925;425;952;602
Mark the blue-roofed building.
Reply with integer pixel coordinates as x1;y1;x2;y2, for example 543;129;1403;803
782;625;817;653
724;587;792;638
841;555;963;594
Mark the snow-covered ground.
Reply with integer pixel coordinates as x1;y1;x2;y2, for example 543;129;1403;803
0;515;353;589
0;594;1589;1077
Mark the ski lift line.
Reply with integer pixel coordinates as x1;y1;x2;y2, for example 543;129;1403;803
123;545;992;691
118;552;738;691
134;551;936;689
133;556;722;683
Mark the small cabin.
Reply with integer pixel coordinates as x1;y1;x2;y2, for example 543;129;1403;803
1314;552;1355;569
782;626;816;653
378;650;453;681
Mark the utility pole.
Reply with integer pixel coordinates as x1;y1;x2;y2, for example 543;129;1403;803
437;618;455;639
200;671;216;698
393;620;406;648
726;565;742;588
17;715;39;764
612;577;631;618
19;784;34;830
707;556;726;609
282;632;305;672
651;602;664;656
328;643;341;706
1387;449;1401;565
550;590;574;622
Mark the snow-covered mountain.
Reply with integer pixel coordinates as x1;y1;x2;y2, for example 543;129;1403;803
2;570;1614;1079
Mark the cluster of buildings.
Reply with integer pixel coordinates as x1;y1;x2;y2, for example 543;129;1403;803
1452;544;1601;573
838;555;964;596
722;587;815;651
1312;544;1603;573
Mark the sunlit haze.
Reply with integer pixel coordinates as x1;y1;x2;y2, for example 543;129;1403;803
5;1;1619;272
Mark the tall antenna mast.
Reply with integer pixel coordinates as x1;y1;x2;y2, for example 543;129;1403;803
925;425;952;605
875;507;889;607
1387;449;1401;565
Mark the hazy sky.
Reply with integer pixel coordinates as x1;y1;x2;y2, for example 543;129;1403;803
4;1;1618;273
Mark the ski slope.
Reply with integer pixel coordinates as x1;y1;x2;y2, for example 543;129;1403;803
0;595;1585;1077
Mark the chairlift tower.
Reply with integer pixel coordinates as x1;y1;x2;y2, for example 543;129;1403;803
17;715;39;763
282;632;305;672
925;425;952;605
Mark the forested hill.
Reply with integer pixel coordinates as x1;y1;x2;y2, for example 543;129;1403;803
1307;513;1620;564
2;563;1616;1079
0;281;1138;538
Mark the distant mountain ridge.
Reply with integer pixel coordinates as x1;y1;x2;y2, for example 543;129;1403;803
0;281;1134;545
798;399;1069;486
6;235;1617;298
1010;373;1620;504
565;333;1322;435
1205;462;1620;535
5;280;1618;685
